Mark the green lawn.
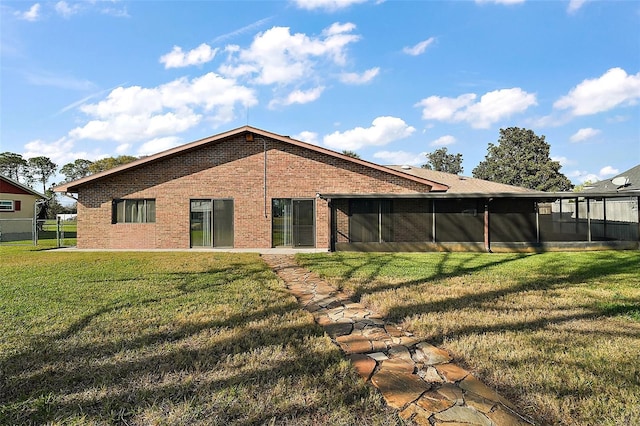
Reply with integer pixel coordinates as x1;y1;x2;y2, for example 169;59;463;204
0;247;400;425
296;251;640;426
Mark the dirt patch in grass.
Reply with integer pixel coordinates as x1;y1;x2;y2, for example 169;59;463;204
297;251;640;426
0;249;401;425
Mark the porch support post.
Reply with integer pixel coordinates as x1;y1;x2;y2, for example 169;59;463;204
328;198;335;252
587;198;592;242
484;198;491;253
535;201;540;243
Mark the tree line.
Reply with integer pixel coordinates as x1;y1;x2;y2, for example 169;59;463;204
0;154;138;218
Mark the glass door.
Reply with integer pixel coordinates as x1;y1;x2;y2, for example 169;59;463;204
272;199;314;247
191;199;234;247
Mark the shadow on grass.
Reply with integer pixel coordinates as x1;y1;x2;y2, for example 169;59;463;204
0;260;394;425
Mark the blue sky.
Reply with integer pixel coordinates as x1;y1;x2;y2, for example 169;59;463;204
1;0;639;187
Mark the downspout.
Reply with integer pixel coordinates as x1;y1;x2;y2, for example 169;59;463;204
484;198;492;253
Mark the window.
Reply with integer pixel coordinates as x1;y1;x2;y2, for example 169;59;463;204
112;199;156;223
272;199;315;247
0;200;14;212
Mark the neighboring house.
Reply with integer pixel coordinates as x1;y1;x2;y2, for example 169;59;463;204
54;126;640;251
582;164;640;193
0;175;46;242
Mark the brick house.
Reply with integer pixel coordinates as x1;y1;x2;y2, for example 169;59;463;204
54;126;640;251
0;175;46;242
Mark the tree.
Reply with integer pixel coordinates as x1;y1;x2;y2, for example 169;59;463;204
0;152;27;181
61;159;94;182
341;150;361;159
472;127;573;191
88;155;138;174
25;156;57;194
421;147;463;174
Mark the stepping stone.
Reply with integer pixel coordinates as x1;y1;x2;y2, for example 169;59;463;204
380;358;415;374
433;405;493;426
325;322;353;338
399;404;432;426
413;342;452;365
486;405;533;425
367;352;388;361
464;391;496;414
436;383;464;405
348;353;376;381
416;390;455;415
385;324;406;337
435;363;470;382
417;366;444;383
371;369;430;410
336;334;372;354
460;375;517;411
388;345;412;361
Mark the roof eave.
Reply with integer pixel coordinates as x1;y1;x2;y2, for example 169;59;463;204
55;125;450;193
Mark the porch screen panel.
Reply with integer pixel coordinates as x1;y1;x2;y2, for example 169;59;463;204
434;199;483;242
213;199;234;247
490;199;536;242
349;199;378;242
349;199;392;243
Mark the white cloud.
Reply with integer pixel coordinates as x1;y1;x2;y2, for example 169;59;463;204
570;127;601;142
430;135;456;146
339;67;379;84
292;0;368;12
137;137;183;156
551;156;574;167
402;37;435;56
115;143;132;154
160;43;218;69
293;131;320;145
22;137;103;167
568;166;619;183
416;88;537;129
599;166;619;177
220;23;360;85
15;3;41;21
269;86;325;108
567;0;587;14
373;150;425;166
554;68;640;116
70;72;257;142
323;116;415;151
55;1;81;18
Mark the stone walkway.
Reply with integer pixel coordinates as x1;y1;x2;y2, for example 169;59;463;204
262;254;534;426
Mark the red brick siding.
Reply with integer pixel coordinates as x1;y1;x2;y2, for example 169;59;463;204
76;135;430;249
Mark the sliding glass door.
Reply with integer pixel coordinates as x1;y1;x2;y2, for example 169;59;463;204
272;199;315;247
190;199;234;247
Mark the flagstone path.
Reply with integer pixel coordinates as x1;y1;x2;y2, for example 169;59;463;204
262;254;534;426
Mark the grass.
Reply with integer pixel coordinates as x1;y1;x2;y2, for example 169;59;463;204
296;251;640;426
0;247;401;425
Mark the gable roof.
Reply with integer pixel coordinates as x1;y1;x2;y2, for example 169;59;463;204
54;126;449;193
582;164;640;193
0;175;46;198
386;165;534;194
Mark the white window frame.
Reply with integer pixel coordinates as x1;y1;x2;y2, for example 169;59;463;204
0;200;15;212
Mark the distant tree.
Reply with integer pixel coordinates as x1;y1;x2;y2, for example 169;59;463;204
60;159;94;182
25;156;57;194
573;180;593;192
341;150;361;159
472;127;573;191
421;147;463;174
88;155;138;174
0;152;27;181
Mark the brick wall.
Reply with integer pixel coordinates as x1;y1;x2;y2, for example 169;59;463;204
76;134;430;249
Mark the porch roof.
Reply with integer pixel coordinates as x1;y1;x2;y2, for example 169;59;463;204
319;190;640;200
